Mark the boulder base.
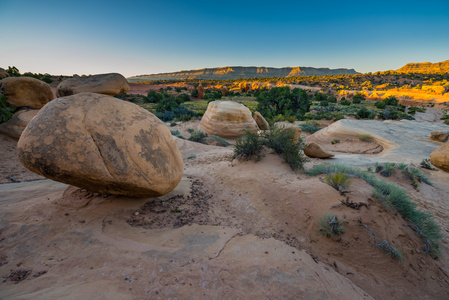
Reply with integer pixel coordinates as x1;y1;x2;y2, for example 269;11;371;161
304;142;334;158
199;100;258;138
0;109;38;139
18;93;183;197
56;73;130;97
0;77;54;108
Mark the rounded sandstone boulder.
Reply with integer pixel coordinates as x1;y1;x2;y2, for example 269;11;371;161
56;73;130;97
18;93;183;197
253;111;269;130
304;142;334;158
0;77;54;108
430;142;449;172
0;108;39;139
199;100;259;138
430;131;449;143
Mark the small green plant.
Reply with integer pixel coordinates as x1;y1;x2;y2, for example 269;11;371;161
331;139;340;144
420;159;435;170
325;171;352;192
299;123;321;133
209;135;230;147
0;94;17;124
170;122;177;127
233;130;264;161
358;133;371;142
187;155;196;159
188;130;208;143
318;213;344;237
187;128;195;134
170;130;185;139
363;224;403;261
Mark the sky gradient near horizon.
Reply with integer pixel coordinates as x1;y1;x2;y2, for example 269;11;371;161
1;0;448;77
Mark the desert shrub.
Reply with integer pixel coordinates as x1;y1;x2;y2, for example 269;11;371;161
420;159;435;170
256;87;310;119
264;127;308;170
145;90;163;103
209;135;230;147
325;171;352;192
331;139;340;144
0;94;17;124
176;93;191;103
318;213;344;237
191;88;198;98
384;95;399;106
285;115;297;123
41;76;53;83
327;95;337;103
363;224;403;261
408;106;426;115
170;130;185;139
6;66;20;77
299;123;321;133
187;128;195;134
340;99;351;106
306;163;442;256
358;133;371;142
156;105;196;122
233;130;264;161
356;106;370;119
175;87;182;93
352;92;365;104
203;90;222;100
375;100;386;109
188;130;208;143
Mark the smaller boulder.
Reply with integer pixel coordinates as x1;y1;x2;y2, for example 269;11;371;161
304;142;334;158
0;67;8;78
430;142;449;172
253;111;270;130
430;131;449;142
197;83;204;99
275;122;302;144
0;77;54;108
221;86;228;96
56;73;130;97
0;109;39;139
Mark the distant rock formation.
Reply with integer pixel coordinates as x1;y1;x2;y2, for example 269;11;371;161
396;60;449;73
129;66;358;82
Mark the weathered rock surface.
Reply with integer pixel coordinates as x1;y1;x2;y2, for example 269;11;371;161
275;122;302;143
197;82;204;99
56;73;130;97
397;60;449;74
430;130;449;142
0;67;8;78
0;77;54;108
18;93;183;197
199;100;258;138
0;109;38;139
430;142;449;172
304;142;334;158
253;111;269;130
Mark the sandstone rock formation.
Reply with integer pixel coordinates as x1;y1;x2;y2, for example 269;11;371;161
430;131;449;142
0;67;8;78
56;73;130;97
199;100;258;138
253;111;269;130
221;85;228;96
18;93;183;197
197;83;204;99
275;122;302;143
397;60;449;74
0;109;38;139
430;142;449;172
304;142;334;158
0;77;54;108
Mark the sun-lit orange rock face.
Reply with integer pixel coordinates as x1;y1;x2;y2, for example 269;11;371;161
56;73;130;97
397;60;449;73
18;93;183;197
197;83;204;99
199;100;258;138
430;142;449;172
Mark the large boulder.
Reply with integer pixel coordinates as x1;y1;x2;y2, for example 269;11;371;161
253;111;269;130
304;142;334;158
0;108;38;139
199;100;258;138
0;77;54;108
18;93;183;197
56;73;130;97
0;67;8;78
430;142;449;172
430;131;449;142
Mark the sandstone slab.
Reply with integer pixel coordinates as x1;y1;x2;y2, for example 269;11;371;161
0;77;54;108
253;111;269;130
56;73;130;97
199;100;258;138
0;109;38;139
18;93;183;197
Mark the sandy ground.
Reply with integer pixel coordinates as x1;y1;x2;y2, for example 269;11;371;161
1;116;449;298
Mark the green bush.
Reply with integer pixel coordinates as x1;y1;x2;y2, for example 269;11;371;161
233;130;264;161
299;123;321;133
146;90;163;103
256;87;310;119
358;134;371;142
325;171;352;192
209;135;230;147
188;130;208;143
340;99;351;106
356;106;370;119
0;95;17;124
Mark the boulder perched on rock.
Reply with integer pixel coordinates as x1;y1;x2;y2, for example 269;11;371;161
430;142;449;172
0;67;8;78
253;111;269;130
56;73;130;97
304;142;334;158
0;77;54;108
199;100;258;138
0;109;38;139
18;93;183;197
430;131;449;142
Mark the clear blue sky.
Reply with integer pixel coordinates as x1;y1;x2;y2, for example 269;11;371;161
1;0;448;77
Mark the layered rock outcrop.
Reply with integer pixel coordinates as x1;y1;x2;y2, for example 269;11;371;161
18;93;183;197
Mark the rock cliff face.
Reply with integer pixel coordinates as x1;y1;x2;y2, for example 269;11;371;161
397;60;449;73
129;66;358;82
